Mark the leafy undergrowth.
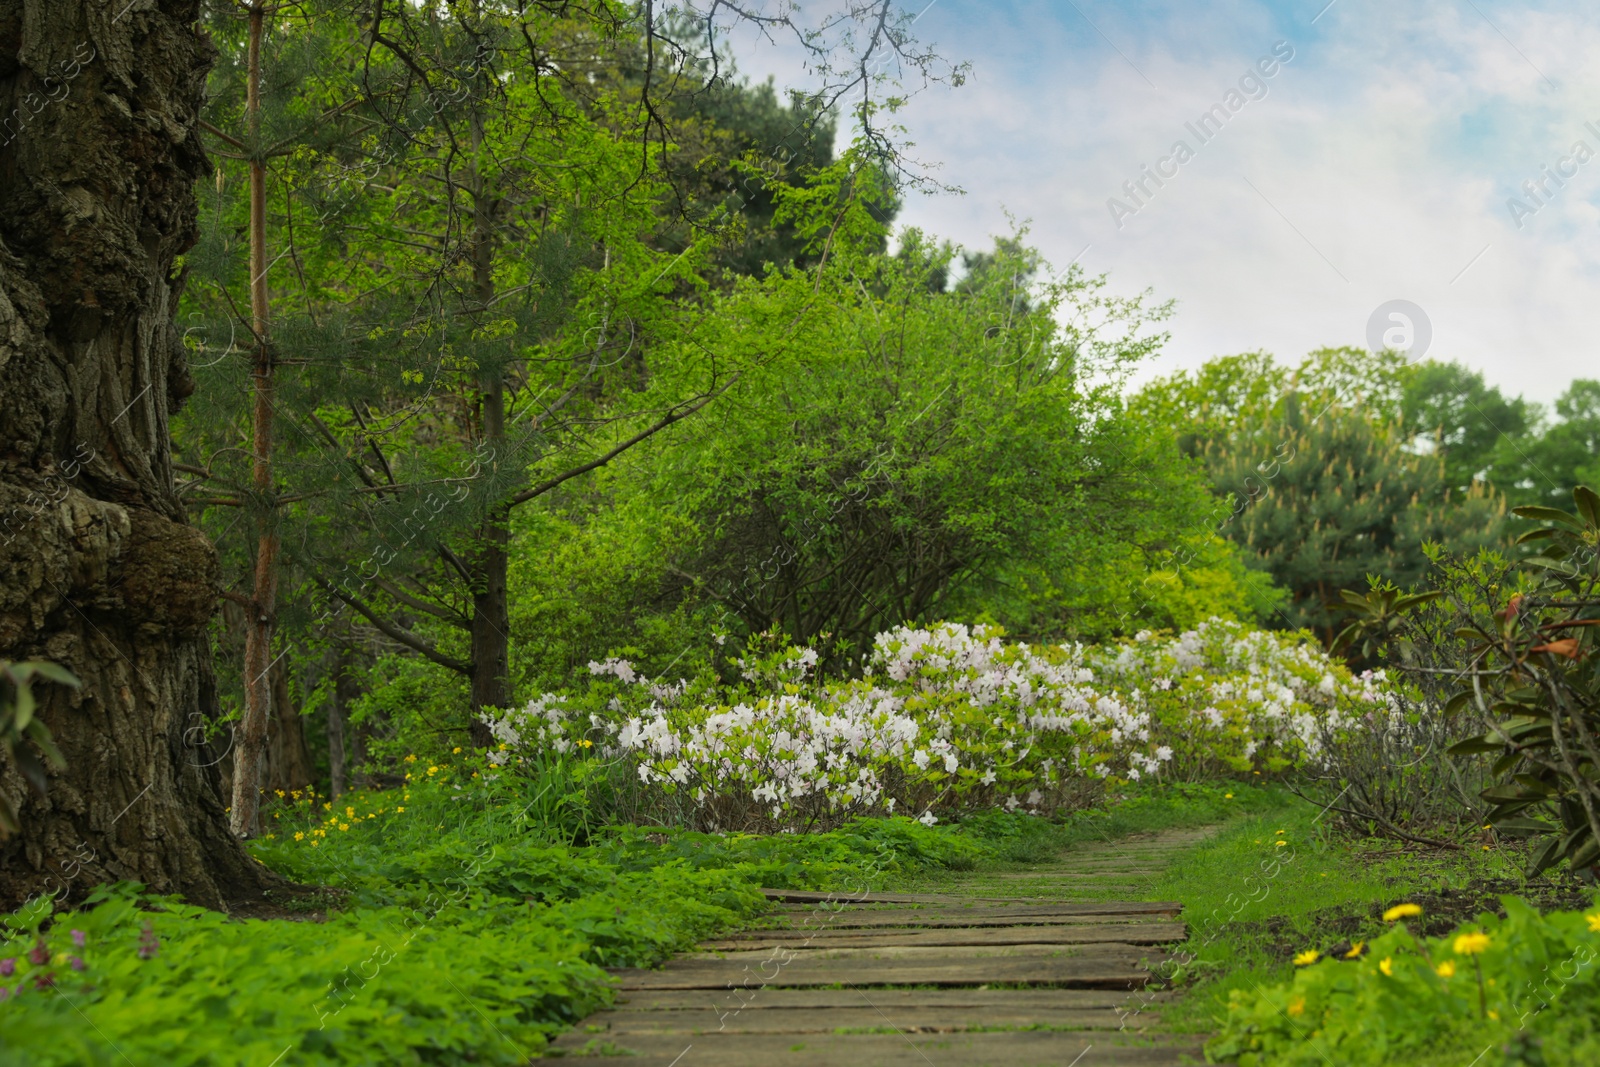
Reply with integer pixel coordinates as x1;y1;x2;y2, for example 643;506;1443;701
0;774;1251;1066
1208;898;1600;1066
1097;793;1600;1065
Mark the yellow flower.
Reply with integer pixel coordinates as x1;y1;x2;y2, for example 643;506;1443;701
1436;960;1456;978
1275;840;1288;848
397;806;406;813
345;806;355;817
452;746;462;754
471;771;480;778
1293;950;1320;966
274;789;285;798
1488;1011;1500;1020
294;832;305;841
1587;912;1600;933
1287;996;1305;1017
427;766;439;775
1378;957;1393;976
1454;932;1491;956
1224;793;1233;799
498;743;509;752
404;754;417;763
338;823;350;831
1275;830;1285;835
579;739;594;749
1383;903;1422;922
311;840;320;848
322;802;332;811
1344;941;1365;959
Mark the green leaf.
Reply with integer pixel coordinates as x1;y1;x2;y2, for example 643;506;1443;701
1527;835;1563;877
12;680;33;732
1446;736;1502;756
26;662;81;688
1574;486;1600;530
1512;505;1583;528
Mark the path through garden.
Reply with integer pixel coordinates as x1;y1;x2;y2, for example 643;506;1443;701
553;826;1222;1065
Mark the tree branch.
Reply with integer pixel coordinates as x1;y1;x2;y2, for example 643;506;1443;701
509;377;737;508
314;575;472;675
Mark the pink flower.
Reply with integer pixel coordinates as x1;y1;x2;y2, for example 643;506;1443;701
69;956;86;972
136;922;159;960
0;958;14;977
70;929;86;948
27;941;48;966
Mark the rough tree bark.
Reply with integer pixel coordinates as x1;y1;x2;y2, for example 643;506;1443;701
264;656;311;795
0;0;280;909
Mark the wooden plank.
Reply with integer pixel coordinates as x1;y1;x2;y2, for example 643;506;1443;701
772;903;1181;927
562;1005;1157;1035
611;948;1160;990
550;1030;1205;1066
701;921;1187;951
609;988;1160;1012
686;942;1152;962
761;889;1040;905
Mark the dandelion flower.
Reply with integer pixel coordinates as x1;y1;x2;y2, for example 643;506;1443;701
1275;840;1288;848
1453;932;1491;956
452;746;462;754
1383;903;1422;922
1293;950;1320;966
1379;957;1394;976
1587;913;1600;933
1436;960;1456;978
1224;793;1234;799
1343;941;1364;959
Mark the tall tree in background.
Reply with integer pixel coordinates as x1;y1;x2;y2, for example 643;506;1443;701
1138;348;1510;644
0;0;276;906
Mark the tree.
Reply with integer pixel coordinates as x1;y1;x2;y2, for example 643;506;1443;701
1491;379;1600;509
1400;360;1533;494
0;0;278;907
655;227;1198;654
1207;397;1505;643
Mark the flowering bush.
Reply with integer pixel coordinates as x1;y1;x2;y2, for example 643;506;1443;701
1209;897;1600;1066
1094;617;1392;780
481;619;1385;831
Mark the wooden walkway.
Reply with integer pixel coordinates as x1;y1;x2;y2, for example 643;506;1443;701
551;827;1216;1065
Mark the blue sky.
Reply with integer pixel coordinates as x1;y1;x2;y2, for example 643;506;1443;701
727;0;1599;406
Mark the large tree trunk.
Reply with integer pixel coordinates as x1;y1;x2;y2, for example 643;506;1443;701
264;655;311;795
0;0;280;909
465;97;508;747
326;647;349;799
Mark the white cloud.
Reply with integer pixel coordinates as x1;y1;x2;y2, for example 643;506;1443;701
725;0;1600;405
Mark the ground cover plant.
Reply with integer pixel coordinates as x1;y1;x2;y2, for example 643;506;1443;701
0;771;1265;1066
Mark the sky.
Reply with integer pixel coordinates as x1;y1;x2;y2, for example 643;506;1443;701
721;0;1599;408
